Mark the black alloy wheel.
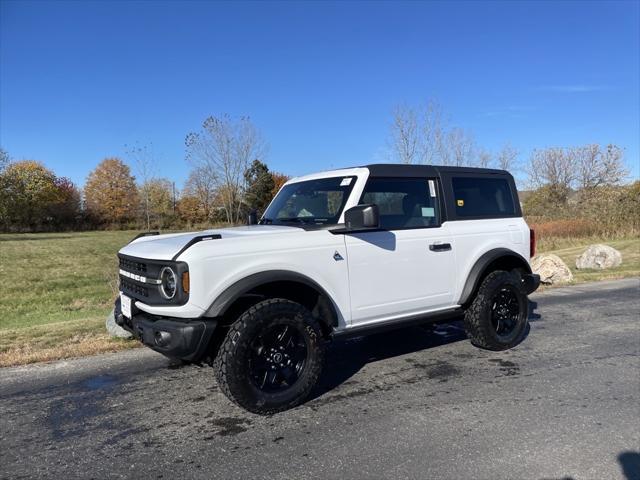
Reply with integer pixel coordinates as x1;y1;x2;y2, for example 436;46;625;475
248;324;308;392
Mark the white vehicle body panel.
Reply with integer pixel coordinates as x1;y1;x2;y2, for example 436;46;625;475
446;218;530;303
117;166;533;331
345;225;456;326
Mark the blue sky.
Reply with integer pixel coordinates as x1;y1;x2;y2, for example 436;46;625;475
1;0;638;188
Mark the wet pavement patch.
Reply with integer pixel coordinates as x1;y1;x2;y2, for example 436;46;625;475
489;358;520;376
82;375;119;390
208;417;252;436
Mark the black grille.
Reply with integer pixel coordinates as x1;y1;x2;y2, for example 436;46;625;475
119;257;147;273
120;278;149;297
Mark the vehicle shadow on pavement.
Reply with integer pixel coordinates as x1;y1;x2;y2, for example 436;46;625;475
618;451;640;480
311;319;469;401
310;301;540;402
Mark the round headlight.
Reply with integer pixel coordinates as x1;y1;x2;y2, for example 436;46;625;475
160;266;177;299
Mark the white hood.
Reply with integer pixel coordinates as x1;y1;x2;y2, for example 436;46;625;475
119;225;301;261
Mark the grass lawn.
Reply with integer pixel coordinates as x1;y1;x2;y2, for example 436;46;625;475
0;230;638;367
0;231;139;366
536;237;640;285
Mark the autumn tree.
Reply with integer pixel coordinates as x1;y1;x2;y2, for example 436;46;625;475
182;166;217;222
177;194;206;225
141;178;174;227
243;159;275;216
185;115;266;224
271;172;289;198
0;161;64;230
84;158;139;225
46;177;82;228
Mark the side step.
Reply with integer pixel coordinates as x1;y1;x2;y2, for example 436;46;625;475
331;307;464;340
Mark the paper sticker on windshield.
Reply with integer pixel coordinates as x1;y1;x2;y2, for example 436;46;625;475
340;177;352;186
421;207;435;218
457;199;464;207
428;180;436;197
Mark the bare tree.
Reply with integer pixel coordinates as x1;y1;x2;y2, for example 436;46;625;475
182;165;217;221
0;148;9;172
185;115;266;224
575;144;627;189
476;148;492;168
527;147;577;191
529;144;628;193
445;127;476;166
126;143;157;230
389;100;446;165
496;143;519;171
389;104;419;164
417;100;446;165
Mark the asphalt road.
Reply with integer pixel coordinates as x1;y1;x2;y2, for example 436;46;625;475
1;278;639;480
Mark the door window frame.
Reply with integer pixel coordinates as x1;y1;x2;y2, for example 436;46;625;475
357;176;445;231
439;172;522;221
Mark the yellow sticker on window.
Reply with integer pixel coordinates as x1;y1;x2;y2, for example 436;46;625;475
457;199;464;207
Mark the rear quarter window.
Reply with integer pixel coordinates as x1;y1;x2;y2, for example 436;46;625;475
452;177;516;218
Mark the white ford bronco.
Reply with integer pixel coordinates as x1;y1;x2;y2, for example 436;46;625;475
115;164;539;414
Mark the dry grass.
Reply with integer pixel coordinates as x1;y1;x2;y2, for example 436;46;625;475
0;317;139;367
530;219;638;250
539;237;640;285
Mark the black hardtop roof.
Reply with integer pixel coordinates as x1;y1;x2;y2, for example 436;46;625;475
361;163;509;177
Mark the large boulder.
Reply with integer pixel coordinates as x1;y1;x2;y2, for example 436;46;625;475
576;244;622;270
106;308;133;339
531;254;574;285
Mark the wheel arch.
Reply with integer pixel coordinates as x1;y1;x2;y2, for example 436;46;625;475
458;248;532;306
204;270;340;335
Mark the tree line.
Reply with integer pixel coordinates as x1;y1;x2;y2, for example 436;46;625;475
0;115;288;232
1;104;637;234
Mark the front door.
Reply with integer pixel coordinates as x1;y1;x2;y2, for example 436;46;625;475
344;176;456;327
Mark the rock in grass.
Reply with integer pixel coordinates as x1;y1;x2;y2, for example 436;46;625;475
106;309;133;339
576;244;622;270
531;254;574;284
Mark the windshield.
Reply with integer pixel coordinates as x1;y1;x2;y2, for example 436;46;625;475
261;176;356;226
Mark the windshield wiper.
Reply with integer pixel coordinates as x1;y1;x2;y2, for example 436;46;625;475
275;217;314;224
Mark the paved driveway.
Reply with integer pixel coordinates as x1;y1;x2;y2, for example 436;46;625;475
1;278;639;479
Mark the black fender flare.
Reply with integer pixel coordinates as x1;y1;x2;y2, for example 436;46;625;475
204;270;339;324
458;248;532;306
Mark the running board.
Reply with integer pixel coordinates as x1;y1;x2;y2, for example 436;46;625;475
331;307;465;340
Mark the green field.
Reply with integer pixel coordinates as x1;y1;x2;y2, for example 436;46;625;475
0;231;137;366
1;231;638;367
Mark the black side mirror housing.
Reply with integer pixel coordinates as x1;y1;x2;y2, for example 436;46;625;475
247;209;258;225
344;204;380;231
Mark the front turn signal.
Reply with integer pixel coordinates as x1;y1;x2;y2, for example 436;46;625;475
182;271;190;293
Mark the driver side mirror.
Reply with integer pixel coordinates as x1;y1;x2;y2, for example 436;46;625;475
344;204;380;231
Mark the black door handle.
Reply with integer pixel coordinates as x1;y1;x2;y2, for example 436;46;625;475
429;243;452;252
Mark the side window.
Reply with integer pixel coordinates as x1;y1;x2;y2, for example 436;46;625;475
452;177;516;217
360;177;439;229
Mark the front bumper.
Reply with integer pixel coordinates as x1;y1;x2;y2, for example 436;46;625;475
114;297;217;362
522;273;541;295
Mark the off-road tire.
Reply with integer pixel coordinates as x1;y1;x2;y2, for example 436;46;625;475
213;298;325;414
464;270;529;351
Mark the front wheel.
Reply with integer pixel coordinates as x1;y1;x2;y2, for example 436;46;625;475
463;270;529;351
213;298;325;414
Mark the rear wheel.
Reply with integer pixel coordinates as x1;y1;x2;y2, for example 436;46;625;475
213;298;325;414
463;270;529;351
